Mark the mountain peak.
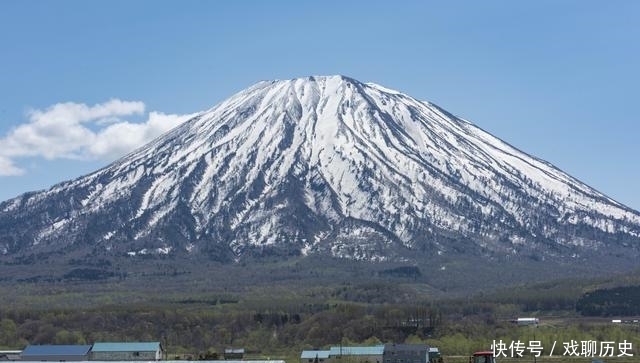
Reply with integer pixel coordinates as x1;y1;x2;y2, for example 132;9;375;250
1;76;639;268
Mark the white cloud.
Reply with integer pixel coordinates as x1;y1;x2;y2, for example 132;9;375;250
0;156;24;176
0;99;197;176
88;111;197;159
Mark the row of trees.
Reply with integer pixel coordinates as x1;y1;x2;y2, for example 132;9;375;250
0;302;443;354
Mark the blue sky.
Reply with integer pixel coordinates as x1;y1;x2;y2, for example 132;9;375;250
1;1;639;210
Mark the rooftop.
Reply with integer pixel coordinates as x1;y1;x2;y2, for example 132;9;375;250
329;346;385;356
91;342;161;352
22;345;92;356
301;350;331;359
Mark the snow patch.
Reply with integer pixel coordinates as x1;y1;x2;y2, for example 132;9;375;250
157;246;172;254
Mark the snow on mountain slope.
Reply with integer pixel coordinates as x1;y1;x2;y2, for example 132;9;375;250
1;75;639;262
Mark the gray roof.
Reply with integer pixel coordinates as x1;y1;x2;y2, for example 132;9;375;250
301;350;331;359
384;344;429;351
329;346;385;356
22;345;92;356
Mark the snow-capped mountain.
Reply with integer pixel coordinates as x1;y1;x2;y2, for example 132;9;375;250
1;75;639;264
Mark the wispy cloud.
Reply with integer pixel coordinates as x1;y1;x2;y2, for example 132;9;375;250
0;99;197;176
0;156;23;176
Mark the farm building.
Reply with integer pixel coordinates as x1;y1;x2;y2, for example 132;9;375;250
301;350;330;363
302;344;432;363
383;344;429;363
21;345;91;361
224;348;245;360
90;342;164;361
329;345;384;363
0;350;22;361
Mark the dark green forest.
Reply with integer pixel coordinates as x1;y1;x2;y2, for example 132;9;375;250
576;285;640;316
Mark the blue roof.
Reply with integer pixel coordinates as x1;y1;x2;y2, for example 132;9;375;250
301;350;331;359
329;346;385;356
91;342;161;352
22;345;91;356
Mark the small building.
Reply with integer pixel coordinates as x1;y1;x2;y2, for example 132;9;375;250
224;348;245;360
383;344;429;363
0;350;22;361
515;317;539;326
427;347;442;363
329;345;384;363
21;345;92;361
301;350;330;363
90;342;164;361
